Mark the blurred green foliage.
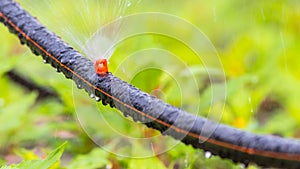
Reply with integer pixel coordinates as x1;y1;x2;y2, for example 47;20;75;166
0;0;300;168
0;142;66;169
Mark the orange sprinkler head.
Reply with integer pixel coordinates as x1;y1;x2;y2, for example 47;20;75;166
94;59;108;75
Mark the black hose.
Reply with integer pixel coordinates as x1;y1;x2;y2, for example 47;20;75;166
0;0;299;168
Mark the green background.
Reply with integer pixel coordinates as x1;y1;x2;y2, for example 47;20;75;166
0;0;299;168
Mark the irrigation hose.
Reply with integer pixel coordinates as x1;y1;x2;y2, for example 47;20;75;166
0;0;299;168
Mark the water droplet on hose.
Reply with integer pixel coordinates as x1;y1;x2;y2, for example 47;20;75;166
43;59;47;63
240;163;246;169
77;84;82;89
205;151;212;159
95;96;100;102
89;93;95;98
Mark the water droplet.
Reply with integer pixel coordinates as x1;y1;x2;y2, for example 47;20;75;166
127;1;131;7
184;158;188;167
240;163;246;169
248;97;254;113
77;84;82;89
95;96;100;102
89;93;95;98
184;153;189;167
124;113;129;117
43;59;47;63
204;151;212;159
55;68;60;72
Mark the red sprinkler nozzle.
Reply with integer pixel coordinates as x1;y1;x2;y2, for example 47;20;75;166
94;59;108;75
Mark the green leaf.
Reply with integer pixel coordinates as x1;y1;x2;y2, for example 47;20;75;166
67;148;111;169
10;142;67;169
0;93;37;146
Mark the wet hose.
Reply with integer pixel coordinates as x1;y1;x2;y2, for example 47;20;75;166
0;0;300;168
